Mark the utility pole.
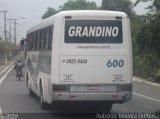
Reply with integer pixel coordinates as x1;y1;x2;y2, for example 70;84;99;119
8;19;12;59
7;19;17;56
9;20;12;44
14;19;17;47
0;10;8;63
7;16;26;56
7;19;12;45
7;19;17;46
12;19;17;56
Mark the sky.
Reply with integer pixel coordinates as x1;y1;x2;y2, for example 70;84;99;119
0;0;151;43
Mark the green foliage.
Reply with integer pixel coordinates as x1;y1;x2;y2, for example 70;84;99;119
42;7;57;19
133;0;160;80
0;41;5;55
42;0;98;19
133;51;160;78
59;0;97;10
101;0;134;17
0;37;2;41
152;0;160;12
0;40;15;64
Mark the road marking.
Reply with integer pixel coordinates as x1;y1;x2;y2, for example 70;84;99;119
0;106;2;113
0;63;14;114
0;61;14;76
133;92;160;103
0;65;14;85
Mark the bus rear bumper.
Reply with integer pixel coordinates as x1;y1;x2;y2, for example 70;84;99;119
52;91;132;104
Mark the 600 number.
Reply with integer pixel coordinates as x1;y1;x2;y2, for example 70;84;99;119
107;59;124;67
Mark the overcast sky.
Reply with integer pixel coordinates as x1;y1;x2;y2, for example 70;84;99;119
0;0;150;43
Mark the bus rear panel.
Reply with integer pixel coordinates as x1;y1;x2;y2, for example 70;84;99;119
51;11;132;104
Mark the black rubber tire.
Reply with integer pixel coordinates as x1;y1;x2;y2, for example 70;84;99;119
27;74;36;97
18;76;20;81
40;85;50;110
26;72;30;87
26;73;29;87
29;89;36;97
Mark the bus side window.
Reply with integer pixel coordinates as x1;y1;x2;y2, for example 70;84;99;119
28;34;31;51
35;31;38;50
43;28;47;50
48;25;53;50
32;32;35;50
39;30;42;50
45;27;49;50
37;31;40;50
31;33;34;50
41;30;44;50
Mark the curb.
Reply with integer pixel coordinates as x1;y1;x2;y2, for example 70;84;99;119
0;65;14;85
133;77;160;88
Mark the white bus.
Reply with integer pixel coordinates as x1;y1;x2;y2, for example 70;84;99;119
25;10;132;112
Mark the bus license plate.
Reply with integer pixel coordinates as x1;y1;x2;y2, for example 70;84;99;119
87;85;99;90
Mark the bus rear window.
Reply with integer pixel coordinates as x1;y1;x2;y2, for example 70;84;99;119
65;20;123;43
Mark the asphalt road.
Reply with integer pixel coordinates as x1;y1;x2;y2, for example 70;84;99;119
0;67;160;119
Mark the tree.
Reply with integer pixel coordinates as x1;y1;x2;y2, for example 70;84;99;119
152;0;160;12
101;0;134;17
42;0;98;19
59;0;98;10
42;7;57;19
133;0;160;79
0;41;15;64
0;37;2;41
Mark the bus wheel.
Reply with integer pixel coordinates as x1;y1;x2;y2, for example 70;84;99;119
26;73;29;87
40;85;50;110
29;89;36;97
18;76;21;81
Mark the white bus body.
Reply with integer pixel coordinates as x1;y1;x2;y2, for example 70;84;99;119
25;10;132;111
